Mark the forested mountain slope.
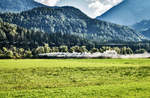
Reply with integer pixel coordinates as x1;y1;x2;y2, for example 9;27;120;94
0;7;146;43
0;21;94;48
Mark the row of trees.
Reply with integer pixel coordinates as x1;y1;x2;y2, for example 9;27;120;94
0;44;147;59
0;47;32;59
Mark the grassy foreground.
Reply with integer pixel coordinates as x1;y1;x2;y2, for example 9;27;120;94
0;59;150;98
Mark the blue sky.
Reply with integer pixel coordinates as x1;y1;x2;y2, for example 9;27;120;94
34;0;123;18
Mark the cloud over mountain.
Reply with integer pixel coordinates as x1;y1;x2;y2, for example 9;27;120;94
34;0;122;18
88;0;122;17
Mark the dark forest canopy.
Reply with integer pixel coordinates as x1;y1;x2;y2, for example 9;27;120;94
0;21;96;49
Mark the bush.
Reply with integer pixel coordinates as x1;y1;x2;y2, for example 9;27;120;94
135;49;147;54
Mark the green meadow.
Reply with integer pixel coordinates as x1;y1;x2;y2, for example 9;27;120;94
0;59;150;98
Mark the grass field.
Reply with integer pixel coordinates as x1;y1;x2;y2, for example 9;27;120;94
0;59;150;98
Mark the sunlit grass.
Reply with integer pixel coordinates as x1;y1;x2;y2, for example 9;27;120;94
0;59;150;68
0;59;150;97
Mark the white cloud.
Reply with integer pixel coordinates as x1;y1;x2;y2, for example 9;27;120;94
34;0;123;18
34;0;60;6
88;0;122;17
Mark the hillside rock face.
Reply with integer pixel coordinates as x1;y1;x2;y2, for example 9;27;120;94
0;0;45;12
97;0;150;25
0;6;146;43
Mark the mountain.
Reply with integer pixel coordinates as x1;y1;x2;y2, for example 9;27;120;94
141;29;150;39
0;6;146;43
0;21;94;48
97;0;150;25
0;0;45;12
132;20;150;32
132;20;150;38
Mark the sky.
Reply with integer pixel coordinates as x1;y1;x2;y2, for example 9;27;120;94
34;0;123;18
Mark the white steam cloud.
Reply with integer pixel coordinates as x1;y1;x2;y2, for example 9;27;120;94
34;0;123;18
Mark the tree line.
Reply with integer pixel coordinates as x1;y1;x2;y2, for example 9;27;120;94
0;44;147;59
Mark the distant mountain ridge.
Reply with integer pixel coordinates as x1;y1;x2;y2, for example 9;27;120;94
132;20;150;38
0;6;146;43
0;0;45;12
97;0;150;25
132;20;150;32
